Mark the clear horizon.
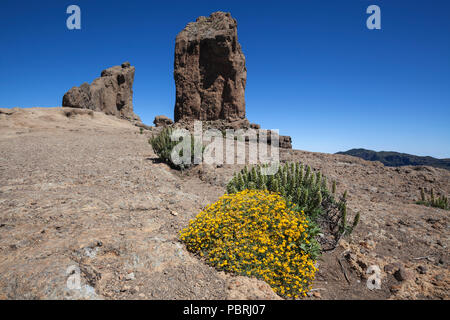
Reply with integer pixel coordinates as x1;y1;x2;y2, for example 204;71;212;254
1;0;449;158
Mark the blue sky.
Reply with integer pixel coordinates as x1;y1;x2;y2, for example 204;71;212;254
1;0;449;158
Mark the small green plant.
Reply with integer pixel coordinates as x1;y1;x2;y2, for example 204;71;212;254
149;127;202;170
416;187;449;210
226;162;360;246
338;196;360;236
139;127;144;134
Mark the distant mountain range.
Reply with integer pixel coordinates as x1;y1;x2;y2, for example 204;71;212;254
336;148;450;171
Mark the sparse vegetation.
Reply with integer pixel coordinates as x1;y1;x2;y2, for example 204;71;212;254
139;127;144;134
226;162;360;240
417;187;449;210
149;127;201;170
180;189;318;298
180;162;361;298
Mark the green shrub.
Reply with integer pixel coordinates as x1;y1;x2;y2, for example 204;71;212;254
226;162;360;246
416;187;449;210
149;127;202;170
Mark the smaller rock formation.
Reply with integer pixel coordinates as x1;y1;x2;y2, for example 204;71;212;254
62;62;140;121
262;131;292;149
279;136;292;149
0;108;17;115
153;115;174;127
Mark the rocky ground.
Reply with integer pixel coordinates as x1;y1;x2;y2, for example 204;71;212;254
0;107;448;300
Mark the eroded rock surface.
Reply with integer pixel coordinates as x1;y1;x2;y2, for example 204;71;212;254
62;62;140;122
0;108;277;300
153;115;174;127
174;12;247;122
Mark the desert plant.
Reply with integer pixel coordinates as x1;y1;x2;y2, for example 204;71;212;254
227;163;359;234
420;187;426;202
149;127;202;170
226;162;360;241
338;197;360;236
139;127;144;134
180;189;318;298
332;180;337;194
416;188;449;210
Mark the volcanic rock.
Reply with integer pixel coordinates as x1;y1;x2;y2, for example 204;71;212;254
279;136;293;149
174;12;247;122
153;115;174;127
62;62;140;121
266;132;292;149
394;267;412;282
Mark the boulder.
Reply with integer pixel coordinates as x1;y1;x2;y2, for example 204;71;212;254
62;62;140;121
394;267;412;282
265;131;292;149
174;12;247;122
279;135;292;149
153;115;174;127
0;108;16;115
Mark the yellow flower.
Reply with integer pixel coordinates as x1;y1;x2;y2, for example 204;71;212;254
179;189;317;299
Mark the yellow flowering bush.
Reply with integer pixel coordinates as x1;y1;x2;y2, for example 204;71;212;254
180;189;318;298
